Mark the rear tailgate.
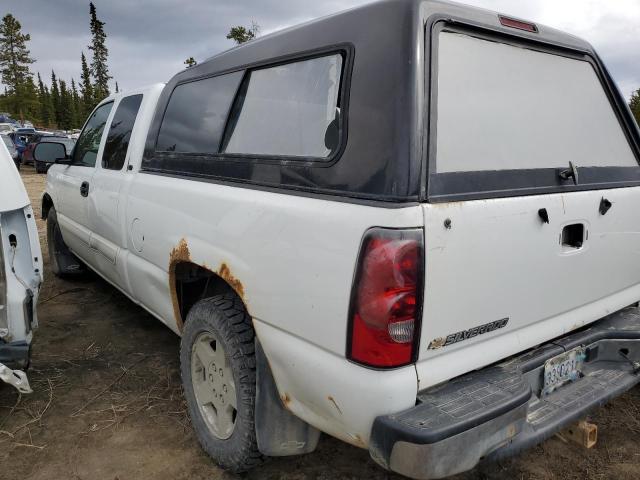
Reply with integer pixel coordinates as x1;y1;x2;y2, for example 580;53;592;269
415;25;640;389
417;189;640;389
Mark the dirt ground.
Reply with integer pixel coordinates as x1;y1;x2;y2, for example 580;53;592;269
0;167;639;480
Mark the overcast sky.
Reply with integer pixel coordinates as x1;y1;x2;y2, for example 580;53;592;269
4;0;640;100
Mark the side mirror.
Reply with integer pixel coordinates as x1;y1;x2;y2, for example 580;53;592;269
33;142;69;164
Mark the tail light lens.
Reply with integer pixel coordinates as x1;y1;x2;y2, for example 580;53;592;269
347;228;424;368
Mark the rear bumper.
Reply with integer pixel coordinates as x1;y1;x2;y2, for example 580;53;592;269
0;294;34;370
0;340;30;370
369;306;640;479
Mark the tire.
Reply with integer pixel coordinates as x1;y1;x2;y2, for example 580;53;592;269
180;294;265;473
46;207;86;277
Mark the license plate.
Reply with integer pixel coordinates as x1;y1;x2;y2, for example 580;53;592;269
542;346;586;396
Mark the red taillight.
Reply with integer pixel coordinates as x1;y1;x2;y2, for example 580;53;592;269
499;15;538;33
348;228;424;368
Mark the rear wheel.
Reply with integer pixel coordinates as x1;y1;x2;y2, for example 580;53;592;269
180;294;264;473
46;206;86;277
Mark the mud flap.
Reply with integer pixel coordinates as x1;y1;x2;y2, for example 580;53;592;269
255;340;320;456
0;363;32;394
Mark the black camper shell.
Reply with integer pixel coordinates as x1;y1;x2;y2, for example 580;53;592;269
141;0;640;203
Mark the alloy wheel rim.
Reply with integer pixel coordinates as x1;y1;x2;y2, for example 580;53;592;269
191;332;237;440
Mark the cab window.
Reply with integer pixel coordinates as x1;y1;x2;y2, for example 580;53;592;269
103;95;143;170
72;102;114;167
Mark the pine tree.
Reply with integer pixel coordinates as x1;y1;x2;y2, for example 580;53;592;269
80;52;94;116
226;22;260;44
0;88;7;116
0;14;36;118
88;2;111;101
50;70;62;128
630;89;640;127
19;75;39;123
43;85;52;127
115;81;119;93
37;72;52;127
71;78;81;127
184;57;197;68
59;79;74;130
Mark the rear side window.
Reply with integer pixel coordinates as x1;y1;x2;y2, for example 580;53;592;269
222;54;343;158
436;32;637;173
103;94;143;170
156;72;243;153
72;102;114;167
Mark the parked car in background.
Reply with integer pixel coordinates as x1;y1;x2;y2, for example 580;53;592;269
0;135;42;394
0;123;15;134
37;1;640;478
20;133;52;166
34;136;75;173
13;128;36;136
9;128;37;163
1;134;19;170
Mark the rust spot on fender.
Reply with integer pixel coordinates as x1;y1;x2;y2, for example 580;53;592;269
218;262;245;299
170;238;192;262
169;239;246;331
169;238;191;332
427;337;446;350
281;392;291;408
328;396;343;415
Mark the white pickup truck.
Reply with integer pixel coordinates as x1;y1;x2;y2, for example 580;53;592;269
37;0;640;478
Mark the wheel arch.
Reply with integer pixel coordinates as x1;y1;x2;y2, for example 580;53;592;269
171;260;247;332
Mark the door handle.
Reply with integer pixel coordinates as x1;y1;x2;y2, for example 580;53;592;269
80;181;90;197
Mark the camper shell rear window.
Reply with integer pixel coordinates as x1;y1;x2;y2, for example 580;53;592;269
428;23;640;202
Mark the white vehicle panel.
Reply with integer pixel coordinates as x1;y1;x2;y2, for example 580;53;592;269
0;141;29;212
89;85;164;291
416;187;640;389
254;319;418;447
0;145;42;392
125;171;424;355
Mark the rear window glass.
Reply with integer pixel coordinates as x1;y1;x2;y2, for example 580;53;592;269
156;72;243;153
221;54;343;158
436;32;638;173
103;94;143;170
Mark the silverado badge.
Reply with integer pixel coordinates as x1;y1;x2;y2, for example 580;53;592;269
428;318;509;350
